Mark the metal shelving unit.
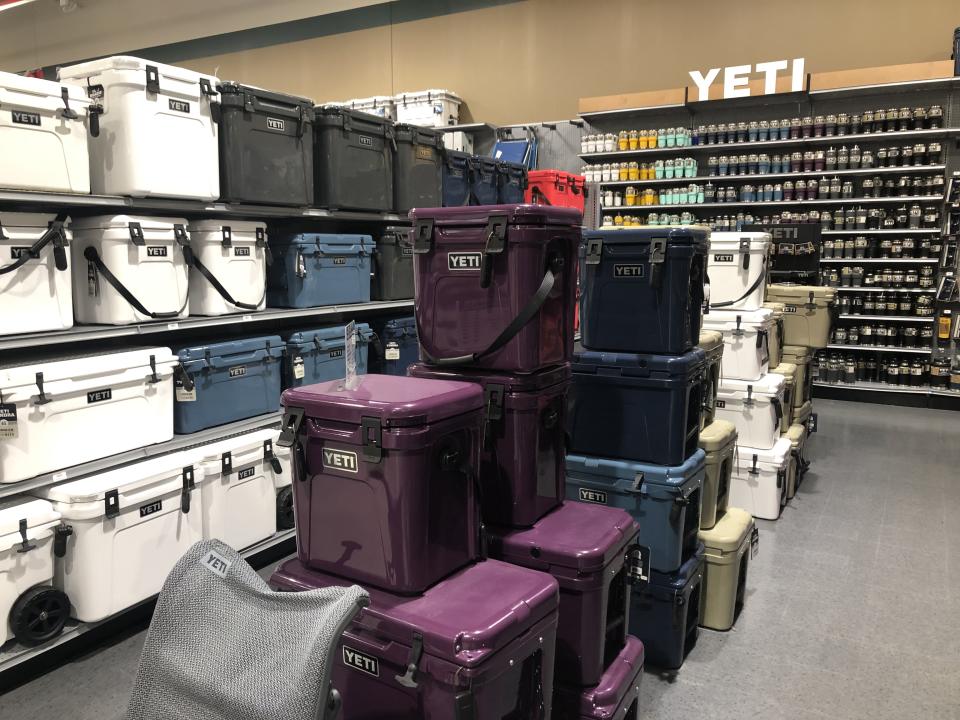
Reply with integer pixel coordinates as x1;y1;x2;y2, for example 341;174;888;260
601;195;942;213
595;164;946;188
826;344;931;354
833;286;935;292
819;257;939;264
812;379;930;394
836;314;933;322
821;228;941;235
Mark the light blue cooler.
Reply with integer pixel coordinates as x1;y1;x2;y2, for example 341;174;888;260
373;315;419;376
283;323;374;388
266;233;372;308
567;450;705;573
174;336;284;434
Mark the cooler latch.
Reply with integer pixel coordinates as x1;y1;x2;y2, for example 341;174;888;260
199;78;217;96
625;544;651;588
483;384;505;449
649;238;667;290
585;238;603;265
744;384;755;407
128;222;145;246
394;631;424;688
808;413;818;434
277;407;305;448
174;363;195;392
739;237;751;270
264;439;283;474
749;454;760;475
34;371;51;405
148;354;160;384
255;227;272;265
454;691;476;720
777;468;785;489
59;87;79;120
412;219;434;254
360;416;383;463
221;226;233;248
221;451;233;477
733;314;744;337
181;466;196;513
104;488;120;519
16;518;36;554
145;65;160;95
54;524;73;558
772;398;783;430
805;290;817;310
480;214;508;289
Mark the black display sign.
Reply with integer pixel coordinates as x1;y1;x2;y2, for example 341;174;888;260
742;223;821;275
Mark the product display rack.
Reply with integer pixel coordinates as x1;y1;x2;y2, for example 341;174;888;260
597;164;948;187
827;344;932;354
601;195;943;212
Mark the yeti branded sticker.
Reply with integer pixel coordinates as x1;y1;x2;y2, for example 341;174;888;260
716;400;726;408
238;467;256;480
333;257;347;265
579;488;608;505
10;247;31;259
329;349;344;359
267;117;285;131
12;111;40;126
783;305;798;313
234;247;251;257
448;252;482;271
146;246;168;257
713;253;735;263
322;448;358;474
613;264;645;278
416;146;434;161
229;366;247;378
358;135;373;147
87;388;113;404
139;500;162;518
343;646;379;676
201;549;232;578
168;99;190;114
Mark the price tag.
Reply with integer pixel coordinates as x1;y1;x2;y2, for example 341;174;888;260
385;342;401;361
167;322;180;330
0;404;18;440
242;314;253;322
344;321;360;390
293;356;305;380
175;382;197;402
52;470;68;482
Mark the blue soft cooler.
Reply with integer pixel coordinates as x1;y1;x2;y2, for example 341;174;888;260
569;348;707;466
373;315;419;375
566;451;704;573
174;336;284;434
629;544;704;670
580;226;708;355
283;323;373;388
497;161;528;204
266;233;372;308
469;157;499;205
442;150;471;206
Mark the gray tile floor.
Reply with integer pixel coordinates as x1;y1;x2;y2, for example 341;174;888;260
1;399;958;718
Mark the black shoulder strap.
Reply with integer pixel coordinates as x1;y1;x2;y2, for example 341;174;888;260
709;264;767;309
84;246;187;319
188;253;264;311
0;213;69;276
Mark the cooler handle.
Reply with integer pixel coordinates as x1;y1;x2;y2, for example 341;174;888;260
83;246;188;319
709;261;767;309
0;213;69;276
188;252;265;311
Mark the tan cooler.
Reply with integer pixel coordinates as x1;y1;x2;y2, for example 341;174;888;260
782;345;811;409
698;506;755;631
784;422;807;499
697;419;736;530
698;330;724;428
762;301;785;367
765;284;837;349
796;399;813;430
770;362;797;431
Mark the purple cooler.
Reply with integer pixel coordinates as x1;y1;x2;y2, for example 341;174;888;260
279;375;484;594
271;558;559;719
408;362;570;528
554;636;644;720
487;501;643;687
410;204;580;373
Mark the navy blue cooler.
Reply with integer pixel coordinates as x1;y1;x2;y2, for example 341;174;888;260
568;349;707;466
497;161;528;204
566;451;704;573
629;544;704;670
442;150;471;206
174;336;284;434
266;232;372;308
371;315;419;375
580;226;708;355
283;323;373;388
469;156;499;205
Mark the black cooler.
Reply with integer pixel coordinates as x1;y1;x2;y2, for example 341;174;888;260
372;226;415;300
394;124;443;213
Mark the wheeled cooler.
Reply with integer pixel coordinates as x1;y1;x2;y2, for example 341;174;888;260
700;308;773;381
629;544;705;670
373;315;419;375
782;345;812;409
487;501;642;686
0;348;176;484
697;419;736;531
215;83;314;206
410;205;580;373
270;557;559;720
568;349;707;466
279;375;484;593
313;106;393;211
566;452;704;574
283;323;373;388
441;150;471;207
37;450;205;622
762;301;786;367
497;161;528;204
0;212;73;337
764;284;837;349
784;423;807;499
697;330;724;428
526;171;587;214
173;336;284;434
372;226;415;301
697;507;756;631
580;226;708;355
553;636;644;720
770;362;797;431
707;232;771;311
0;498;66;646
59;56;220;200
186;220;268;316
266;232;372;309
394;124;443;213
728;438;792;521
715;374;785;450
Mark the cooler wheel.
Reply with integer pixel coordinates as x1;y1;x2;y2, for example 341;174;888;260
276;487;295;530
11;585;70;646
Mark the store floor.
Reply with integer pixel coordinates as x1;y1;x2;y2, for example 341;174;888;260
2;400;958;718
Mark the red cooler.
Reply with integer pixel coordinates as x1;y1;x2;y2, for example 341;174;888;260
526;170;587;214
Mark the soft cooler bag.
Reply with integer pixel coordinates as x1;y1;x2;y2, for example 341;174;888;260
569;349;707;466
394;124;443;213
0;71;90;193
728;438;791;521
283;323;373;388
469;157;499;205
707;232;771;311
553;636;643;720
410;205;580;373
313;106;393;212
566;451;704;574
186;220;268;316
70;215;190;325
266;232;372;309
782;345;812;409
715;374;785;451
271;557;557;720
409;363;569;528
372;226;414;301
487;501;642;687
629;544;704;670
373;316;419;376
580;226;708;355
697;419;736;531
0;347;176;484
526;171;587;214
394;88;462;127
59;56;220;199
37;451;205;622
0;212;73;337
771;362;798;431
764;284;837;349
279;375;484;594
441;150;471;207
216;83;314;206
701;308;773;382
762;301;786;367
497;161;528;204
0;498;66;646
697;330;724;429
784;422;807;500
174;336;283;434
697;507;756;631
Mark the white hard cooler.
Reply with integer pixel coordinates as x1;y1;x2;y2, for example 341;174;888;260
394;88;461;127
186;220;268;316
701;308;774;381
708;232;771;311
728;437;791;521
715;373;786;451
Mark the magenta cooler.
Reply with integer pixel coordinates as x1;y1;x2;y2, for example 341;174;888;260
279;375;484;594
410;204;581;373
408;362;570;527
270;558;559;719
487;501;643;687
554;636;644;720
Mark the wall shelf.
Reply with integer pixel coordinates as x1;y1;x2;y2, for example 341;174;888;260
821;228;941;235
600;195;942;213
594;164;946;187
836;314;934;322
826;344;931;354
833;286;935;292
819;257;939;264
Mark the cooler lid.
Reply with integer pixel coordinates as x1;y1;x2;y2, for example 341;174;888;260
282;375;484;428
584;225;710;248
736;437;791;467
708;231;772;251
718;373;785;398
566;451;705;490
378;227;411;247
765;284;837;305
217;82;313;107
762;301;785;314
770;362;797;382
0;212;61;230
396;88;461;103
0;497;60;539
409;204;581;228
651;543;704;590
286;323;372;350
490;502;638;573
782;345;812;361
189;428;279;473
313;105;392;130
59;56;217;86
0;70;88;102
697;330;724;353
0;347;176;390
407;362;571;393
701;307;774;333
178;336;284;364
69;215;189;232
573;348;707;378
698;419;737;452
186;219;266;234
698;507;753;552
394;124;442;144
527;170;583;184
784;422;806;445
271;232;372;248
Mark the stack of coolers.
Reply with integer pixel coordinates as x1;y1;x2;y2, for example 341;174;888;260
441;151;528;207
567;225;723;667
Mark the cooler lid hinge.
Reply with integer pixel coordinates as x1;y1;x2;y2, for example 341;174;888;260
34;371;50;405
16;518;36;554
264;439;282;474
104;488;120;519
54;524;73;558
181;466;195;513
145;65;160;95
585;238;603;265
221;451;233;476
412;219;434;254
739;237;751;269
128;222;145;246
360;416;383;463
278;407;305;448
394;631;424;688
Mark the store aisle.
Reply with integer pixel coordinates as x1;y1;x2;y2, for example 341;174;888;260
1;400;958;719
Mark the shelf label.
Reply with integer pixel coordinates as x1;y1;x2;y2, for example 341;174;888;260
242;314;253;322
52;470;67;482
167;322;180;330
0;404;18;440
689;58;805;101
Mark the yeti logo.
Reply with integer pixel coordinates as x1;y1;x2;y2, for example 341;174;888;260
238;467;256;480
234;247;251;257
713;254;735;263
10;247;31;259
329;349;344;359
146;246;168;257
613;264;644;278
168;99;190;114
448;252;482;270
579;488;608;505
267;117;285;131
783;305;798;313
333;257;347;265
323;448;358;473
229;366;247;378
716;400;726;408
202;550;232;578
139;500;162;518
358;135;373;147
87;388;113;404
12;111;40;126
342;646;379;676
